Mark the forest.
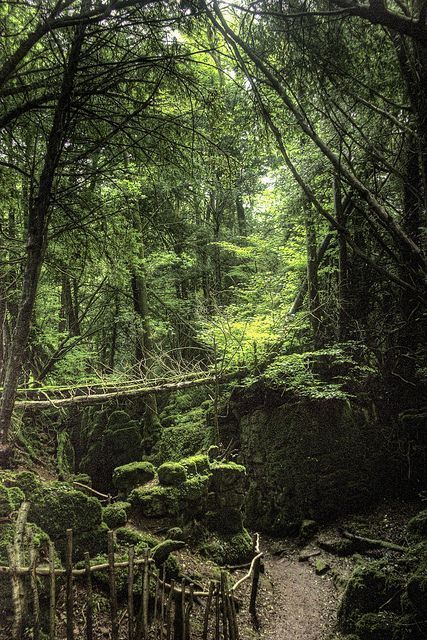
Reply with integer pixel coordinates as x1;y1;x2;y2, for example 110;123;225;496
0;0;426;638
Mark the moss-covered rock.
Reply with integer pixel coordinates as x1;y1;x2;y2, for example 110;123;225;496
112;461;156;494
80;410;144;492
7;486;25;511
179;454;210;477
115;526;158;548
0;470;41;498
130;485;180;518
299;519;318;541
338;561;403;634
206;508;243;534
407;510;427;539
180;475;209;505
29;482;103;541
406;561;427;616
200;529;252;565
102;502;130;529
158;463;187;487
209;462;245;491
166;527;184;540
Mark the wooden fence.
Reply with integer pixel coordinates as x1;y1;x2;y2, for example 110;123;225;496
0;503;263;639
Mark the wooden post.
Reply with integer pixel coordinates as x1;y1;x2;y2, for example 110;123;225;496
66;529;74;640
230;595;239;640
185;583;194;640
9;501;30;640
128;546;135;640
202;581;214;640
249;555;261;627
181;578;186;640
220;572;229;640
214;582;220;640
165;578;175;640
142;548;149;638
48;541;56;640
84;552;93;640
108;531;119;640
29;541;40;640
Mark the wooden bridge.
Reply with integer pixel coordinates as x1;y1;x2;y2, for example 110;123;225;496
0;503;263;640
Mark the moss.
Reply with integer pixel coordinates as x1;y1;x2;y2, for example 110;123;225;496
129;485;180;518
152;413;210;465
70;473;92;487
80;410;144;493
299;519;318;541
180;475;209;503
7;486;25;511
57;430;75;479
0;470;41;498
102;502;130;529
406;561;427;616
29;481;103;540
354;612;416;640
158;462;187;487
112;461;156;493
209;462;246;491
179;454;210;477
0;484;12;517
208;445;221;462
200;529;252;565
338;561;403;634
205;508;243;534
166;527;184;540
115;527;158;548
407;510;427;539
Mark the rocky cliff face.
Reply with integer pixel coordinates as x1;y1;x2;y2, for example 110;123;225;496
221;384;403;534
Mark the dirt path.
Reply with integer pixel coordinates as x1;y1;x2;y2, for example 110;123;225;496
257;550;338;640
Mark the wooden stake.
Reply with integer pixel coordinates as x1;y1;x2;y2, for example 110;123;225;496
29;541;40;640
181;578;186;640
214;583;220;640
220;573;229;640
185;583;194;640
128;546;135;640
108;531;119;640
66;529;74;640
165;578;174;640
142;548;150;639
84;552;93;640
202;581;214;640
48;541;56;640
230;595;239;640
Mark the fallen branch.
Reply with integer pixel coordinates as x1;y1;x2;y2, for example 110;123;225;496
339;528;407;552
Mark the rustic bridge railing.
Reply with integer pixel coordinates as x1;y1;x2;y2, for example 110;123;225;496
0;503;263;639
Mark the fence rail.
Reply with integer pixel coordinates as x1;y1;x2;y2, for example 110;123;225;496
0;503;263;639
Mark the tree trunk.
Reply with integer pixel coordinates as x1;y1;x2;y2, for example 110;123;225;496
304;200;321;346
0;6;88;443
334;176;349;340
131;203;159;450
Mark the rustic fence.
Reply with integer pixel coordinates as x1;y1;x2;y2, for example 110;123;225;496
0;503;263;639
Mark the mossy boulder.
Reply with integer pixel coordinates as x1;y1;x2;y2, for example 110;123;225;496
179;455;210;477
181;475;209;503
0;470;41;498
166;527;184;541
112;461;156;494
354;611;417;640
28;482;103;558
7;486;25;511
102;502;130;529
338;561;403;634
130;485;180;518
158;463;187;487
209;462;245;491
200;529;252;565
